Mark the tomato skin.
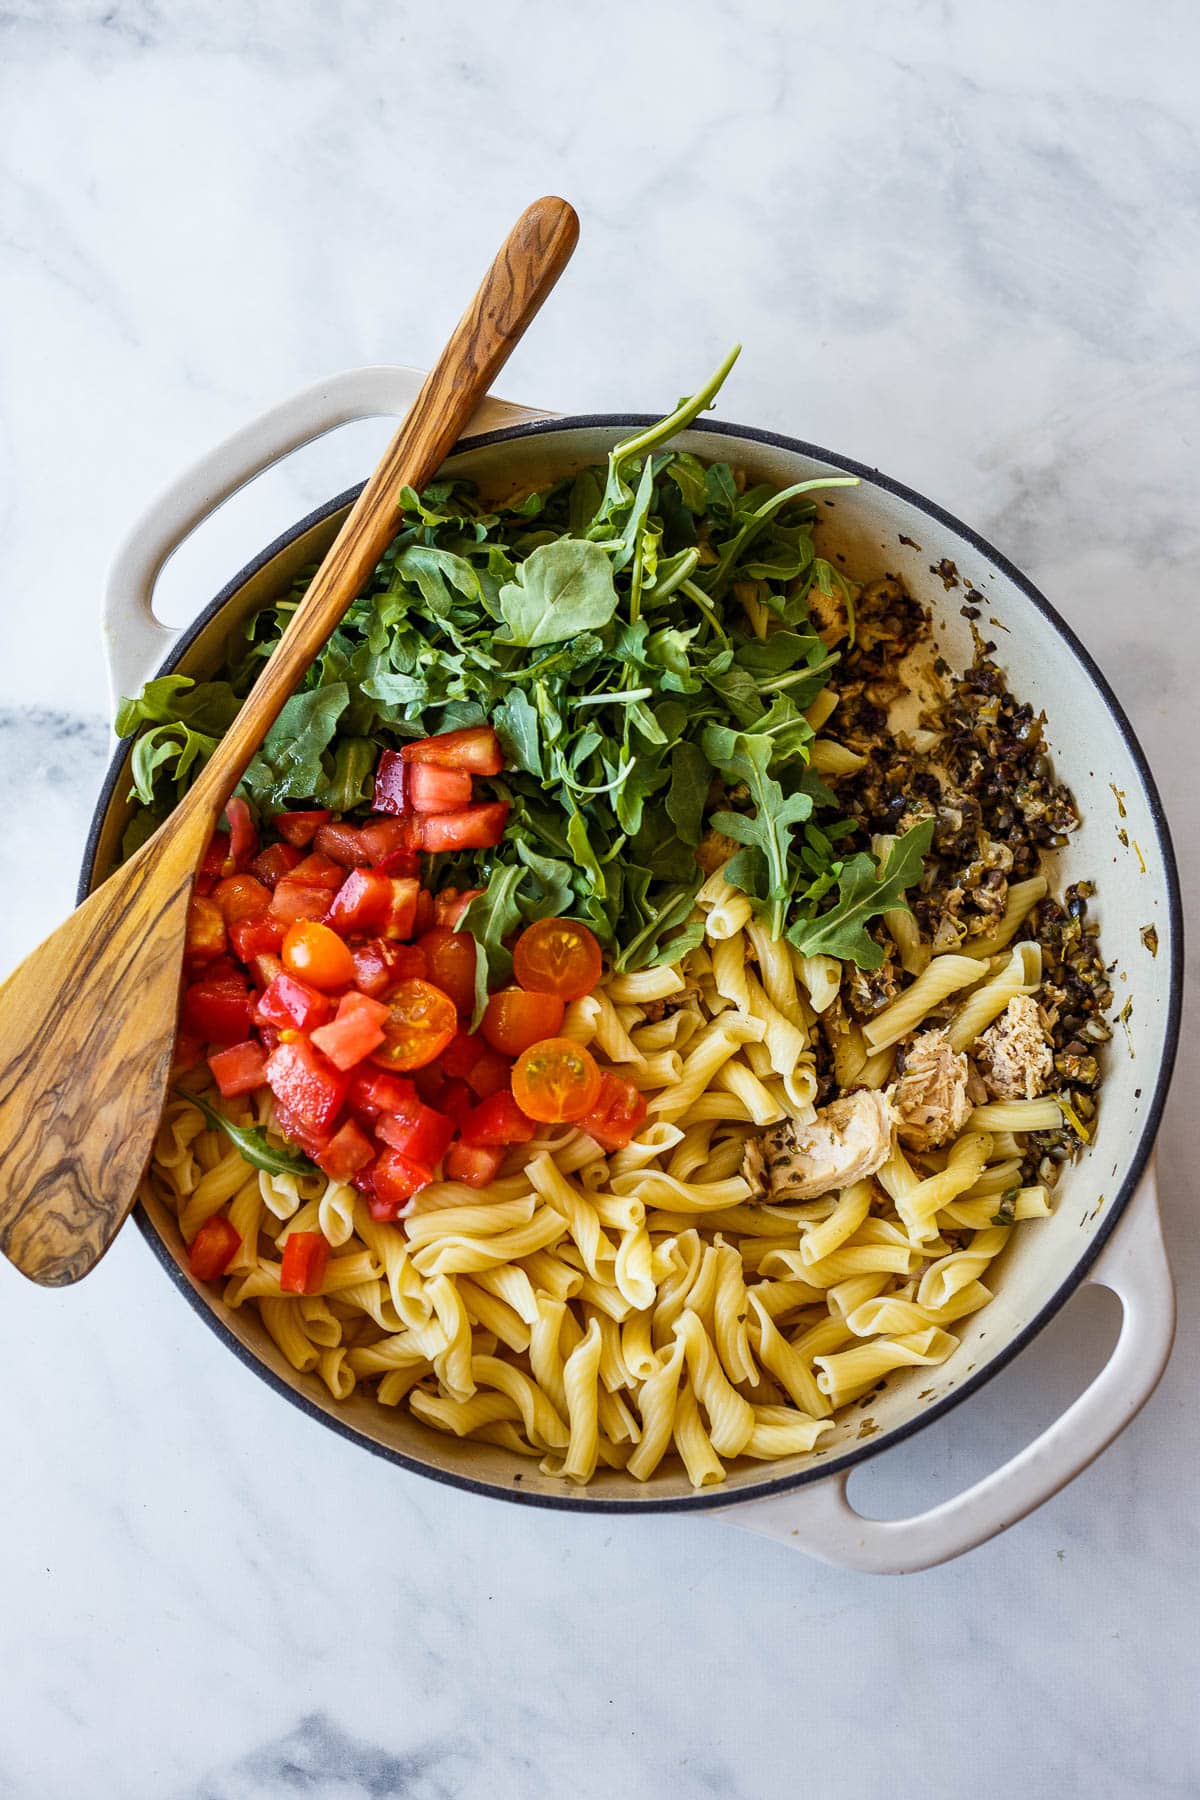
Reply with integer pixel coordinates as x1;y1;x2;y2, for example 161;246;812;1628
434;887;483;928
315;1118;375;1182
346;1066;418;1125
250;841;303;889
374;847;422;879
481;987;565;1058
512;918;602;1002
280;1229;330;1295
463;1045;512;1100
256;973;333;1033
183;974;253;1044
267;880;334;929
185;895;227;968
312;821;371;868
281;920;358;991
314;817;417;869
444;1141;505;1188
578;1072;647;1150
400;726;504;776
369;979;459;1072
310;991;391;1071
511;1037;603;1123
419;801;509;853
207;1039;268;1098
376;1096;455;1167
408;763;473;813
265;1038;350;1136
372;750;409;816
275;809;331;848
418;926;478;1016
229;914;285;965
188;1216;241;1281
358;817;420;864
213;874;273;927
460;1091;536;1148
223;798;258;872
325;868;393;936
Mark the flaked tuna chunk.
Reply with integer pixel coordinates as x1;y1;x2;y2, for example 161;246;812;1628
743;1089;894;1201
894;1028;973;1150
975;994;1054;1101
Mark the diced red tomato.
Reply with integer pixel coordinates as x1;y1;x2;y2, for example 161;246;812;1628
512;917;602;1002
464;1045;513;1100
183;974;253;1044
248;950;284;991
434;887;483;928
358;817;421;864
281;920;357;990
418;926;478;1015
444;1141;505;1189
481;987;565;1058
350;938;426;996
312;821;372;868
419;801;510;853
199;831;231;893
376;1095;455;1167
267;880;334;928
172;1030;205;1073
460;1090;537;1148
207;1039;268;1098
346;1065;418;1125
185;895;227;967
383;877;419;941
370;979;459;1072
372;1148;433;1212
213;873;272;927
258;1022;282;1055
512;1038;603;1123
271;1100;331;1158
413;889;435;936
371;750;409;817
265;1037;349;1136
250;841;303;889
412;1059;445;1104
400;726;504;776
222;797;258;872
408;763;473;813
310;991;391;1071
257;973;333;1033
325;868;393;935
188;1215;241;1281
434;1077;475;1130
442;1028;484;1080
274;809;331;848
229;914;285;964
287;851;346;891
375;847;422;878
280;1229;330;1295
578;1072;647;1150
315;1118;376;1182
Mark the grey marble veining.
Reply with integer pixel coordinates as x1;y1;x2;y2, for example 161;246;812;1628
1;2;1198;1796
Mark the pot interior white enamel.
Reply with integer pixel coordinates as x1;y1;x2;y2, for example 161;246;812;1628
83;416;1181;1511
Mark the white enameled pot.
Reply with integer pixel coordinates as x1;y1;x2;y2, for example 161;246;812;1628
83;367;1182;1573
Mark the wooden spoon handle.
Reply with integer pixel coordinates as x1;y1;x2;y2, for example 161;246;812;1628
186;194;578;828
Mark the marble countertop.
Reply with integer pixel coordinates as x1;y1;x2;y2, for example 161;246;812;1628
2;3;1197;1795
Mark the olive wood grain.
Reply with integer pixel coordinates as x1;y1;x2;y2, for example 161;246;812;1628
0;195;579;1286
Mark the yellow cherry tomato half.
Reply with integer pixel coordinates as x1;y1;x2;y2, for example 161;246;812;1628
281;920;357;990
512;917;603;1002
511;1036;603;1123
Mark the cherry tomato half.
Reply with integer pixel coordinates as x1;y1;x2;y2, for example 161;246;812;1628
418;926;479;1016
512;918;603;1002
511;1036;603;1123
369;979;459;1072
481;987;565;1058
281;919;357;991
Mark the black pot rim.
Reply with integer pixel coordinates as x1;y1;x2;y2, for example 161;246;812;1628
81;410;1184;1516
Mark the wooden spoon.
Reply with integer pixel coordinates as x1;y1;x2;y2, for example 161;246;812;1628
0;196;579;1286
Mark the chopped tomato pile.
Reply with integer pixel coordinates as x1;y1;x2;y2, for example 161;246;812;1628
179;726;647;1270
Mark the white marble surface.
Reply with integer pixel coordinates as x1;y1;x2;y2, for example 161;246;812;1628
2;2;1198;1794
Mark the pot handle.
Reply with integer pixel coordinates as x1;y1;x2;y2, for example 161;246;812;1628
101;365;549;708
718;1161;1174;1573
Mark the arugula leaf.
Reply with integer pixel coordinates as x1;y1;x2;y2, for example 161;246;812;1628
666;740;711;845
787;821;934;968
498;540;620;646
458;864;527;1027
243;684;349;809
179;1087;318;1176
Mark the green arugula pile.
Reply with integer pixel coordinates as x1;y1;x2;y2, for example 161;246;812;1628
118;349;932;984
